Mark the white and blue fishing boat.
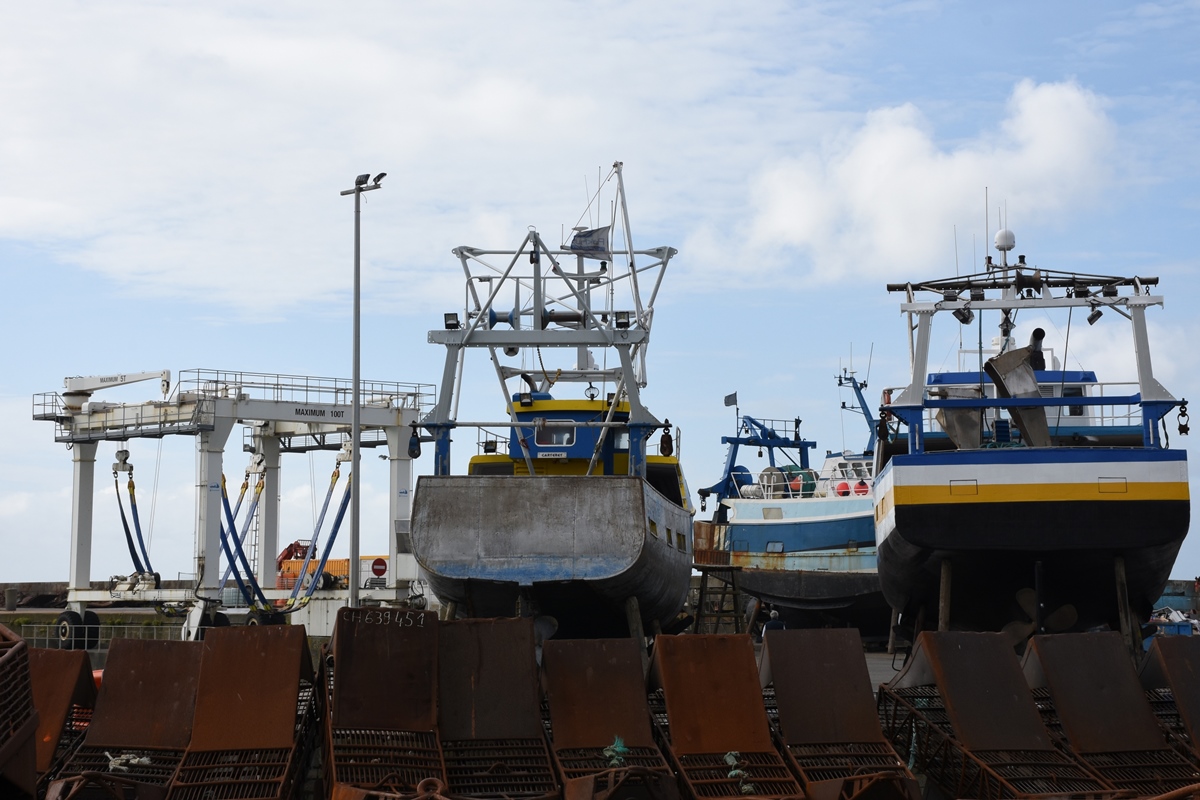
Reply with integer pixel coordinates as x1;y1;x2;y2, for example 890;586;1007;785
410;162;694;639
695;372;889;636
874;232;1190;642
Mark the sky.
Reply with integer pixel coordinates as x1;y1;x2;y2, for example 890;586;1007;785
2;1;1200;588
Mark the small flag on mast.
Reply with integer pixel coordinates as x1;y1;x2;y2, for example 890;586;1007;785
724;392;738;407
566;226;612;261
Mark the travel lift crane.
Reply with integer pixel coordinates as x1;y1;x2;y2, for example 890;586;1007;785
33;368;431;641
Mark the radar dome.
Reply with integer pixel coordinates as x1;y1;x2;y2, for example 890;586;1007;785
994;228;1016;252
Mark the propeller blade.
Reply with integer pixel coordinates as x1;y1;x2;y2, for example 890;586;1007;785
1044;603;1078;632
1001;619;1036;648
1015;587;1038;620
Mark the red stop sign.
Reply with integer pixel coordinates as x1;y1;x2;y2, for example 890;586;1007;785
371;558;387;577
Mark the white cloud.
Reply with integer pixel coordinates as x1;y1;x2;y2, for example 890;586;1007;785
740;80;1117;283
0;2;867;316
0;491;32;518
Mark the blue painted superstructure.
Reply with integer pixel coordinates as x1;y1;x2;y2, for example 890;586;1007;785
873;256;1190;639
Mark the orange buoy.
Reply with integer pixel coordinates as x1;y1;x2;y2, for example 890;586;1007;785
854;480;869;495
836;482;850;496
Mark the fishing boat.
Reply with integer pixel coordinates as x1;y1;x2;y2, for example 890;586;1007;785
410;162;694;638
695;372;889;637
874;232;1190;642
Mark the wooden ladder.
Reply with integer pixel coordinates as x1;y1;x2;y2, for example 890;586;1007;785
690;564;745;634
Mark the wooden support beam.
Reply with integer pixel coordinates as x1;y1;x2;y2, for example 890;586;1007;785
1114;556;1142;656
625;595;649;676
938;559;952;632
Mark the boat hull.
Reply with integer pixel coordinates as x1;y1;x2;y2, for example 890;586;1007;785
411;475;693;638
728;553;890;639
696;504;889;637
874;447;1189;631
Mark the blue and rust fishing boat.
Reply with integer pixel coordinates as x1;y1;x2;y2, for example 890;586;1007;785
696;373;889;636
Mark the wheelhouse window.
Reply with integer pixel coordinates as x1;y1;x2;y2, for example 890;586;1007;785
535;427;575;446
766;541;784;553
1063;386;1085;417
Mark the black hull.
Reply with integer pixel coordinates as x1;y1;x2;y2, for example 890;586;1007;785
717;568;891;640
878;498;1189;632
425;576;668;639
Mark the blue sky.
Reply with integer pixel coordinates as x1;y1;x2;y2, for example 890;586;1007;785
2;1;1199;584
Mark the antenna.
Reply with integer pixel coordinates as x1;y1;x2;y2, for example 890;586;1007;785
583;174;591;228
954;225;960;276
866;342;874;385
984;186;989;270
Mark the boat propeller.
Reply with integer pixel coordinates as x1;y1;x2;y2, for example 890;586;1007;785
1001;587;1077;647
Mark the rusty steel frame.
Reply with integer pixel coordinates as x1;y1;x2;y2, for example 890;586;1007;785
877;686;1117;799
543;639;676;800
1024;633;1200;796
42;704;92;792
46;638;204;800
0;623;37;799
324;608;447;798
877;632;1120;800
652;635;802;800
760;630;916;800
1027;686;1200;796
1145;686;1196;766
1142;637;1200;766
28;648;96;786
438;618;558;800
166;626;318;800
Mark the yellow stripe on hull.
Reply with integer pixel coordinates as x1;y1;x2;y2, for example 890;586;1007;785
888;481;1189;507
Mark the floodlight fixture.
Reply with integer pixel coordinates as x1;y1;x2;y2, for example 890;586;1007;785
373;172;387;185
953;306;975;325
444;312;460;330
355;173;370;187
614;310;631;329
1087;307;1103;326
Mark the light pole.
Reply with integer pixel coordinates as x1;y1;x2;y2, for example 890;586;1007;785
340;171;385;608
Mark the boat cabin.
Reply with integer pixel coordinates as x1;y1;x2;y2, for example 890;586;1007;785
466;392;691;509
885;367;1142;453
